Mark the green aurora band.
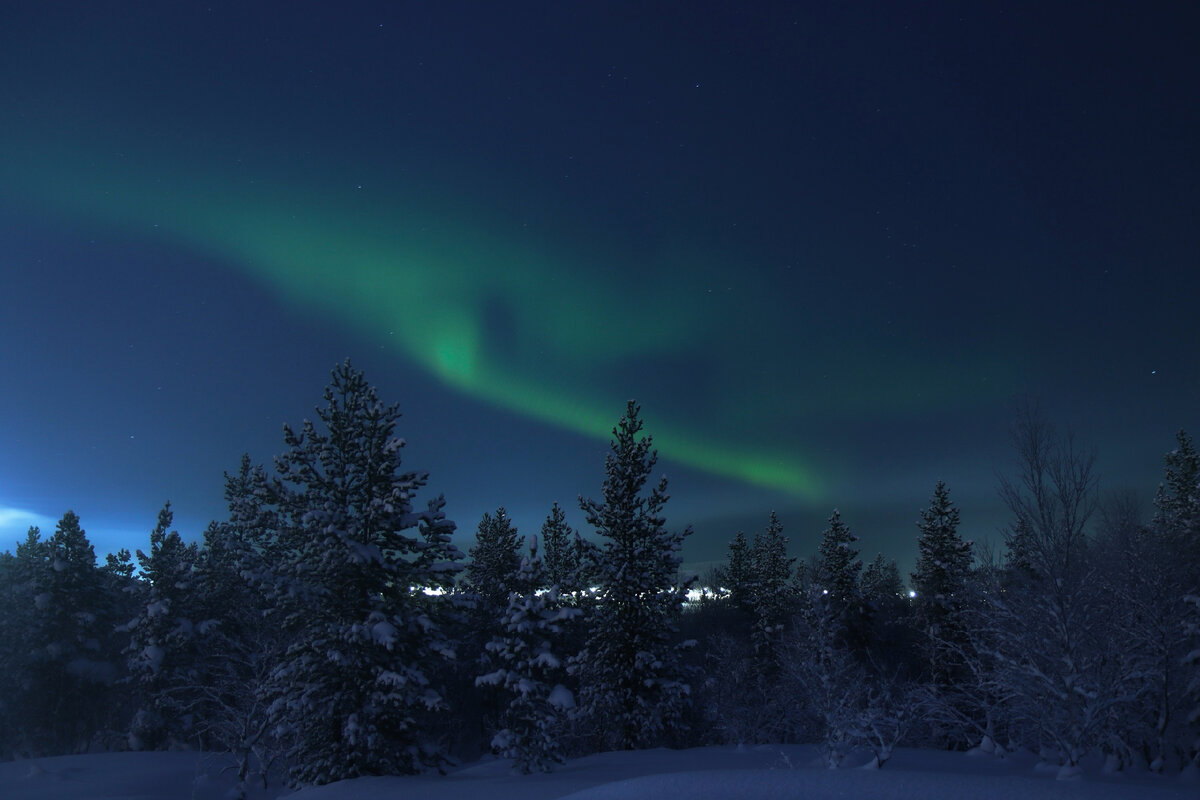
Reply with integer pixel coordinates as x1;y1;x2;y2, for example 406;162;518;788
1;127;1009;503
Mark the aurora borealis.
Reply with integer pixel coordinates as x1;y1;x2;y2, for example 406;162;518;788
4;129;828;495
1;3;1197;571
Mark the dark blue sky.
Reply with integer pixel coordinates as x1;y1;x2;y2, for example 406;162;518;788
1;2;1196;575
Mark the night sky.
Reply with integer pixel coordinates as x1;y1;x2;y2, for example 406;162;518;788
2;2;1197;576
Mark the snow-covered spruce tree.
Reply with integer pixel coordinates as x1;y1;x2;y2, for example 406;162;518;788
861;553;903;607
0;528;47;757
185;524;279;795
0;548;16;757
1155;431;1200;555
467;508;522;613
476;534;580;773
570;528;602;592
103;548;135;580
1149;430;1200;769
538;503;592;687
813;509;861;610
265;361;464;785
718;530;753;611
701;522;791;747
125;502;207;749
458;507;524;748
541;502;584;594
811;509;864;649
576;400;695;751
1184;594;1200;772
911;481;973;689
861;554;909;643
214;453;284;597
748;512;795;668
161;453;303;795
25;512;123;753
185;459;288;797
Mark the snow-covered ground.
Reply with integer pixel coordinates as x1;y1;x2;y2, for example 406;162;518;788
1;745;1195;800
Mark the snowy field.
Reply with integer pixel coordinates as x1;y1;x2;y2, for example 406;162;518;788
1;745;1196;800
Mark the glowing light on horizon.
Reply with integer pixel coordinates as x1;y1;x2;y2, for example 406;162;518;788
0;504;51;531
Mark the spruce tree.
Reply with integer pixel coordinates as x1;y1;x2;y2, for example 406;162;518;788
541;502;582;593
911;481;970;609
720;530;753;610
28;512;119;753
103;549;135;580
462;507;523;741
862;553;903;606
704;516;794;744
577;401;694;750
1184;594;1200;771
1002;517;1037;582
1149;431;1200;770
570;530;601;591
860;553;913;673
813;509;862;616
467;508;522;612
476;534;580;773
910;481;972;685
1154;430;1199;573
0;528;47;756
752;513;793;597
198;455;288;793
126;503;204;749
749;512;795;665
215;453;281;591
0;550;16;756
266;360;464;785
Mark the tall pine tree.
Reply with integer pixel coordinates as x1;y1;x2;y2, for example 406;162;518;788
577;401;694;750
911;481;970;607
911;481;972;685
265;361;464;785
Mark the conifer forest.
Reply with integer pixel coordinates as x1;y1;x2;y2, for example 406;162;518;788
2;362;1197;792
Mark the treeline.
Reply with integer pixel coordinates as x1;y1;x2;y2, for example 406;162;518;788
0;362;1196;792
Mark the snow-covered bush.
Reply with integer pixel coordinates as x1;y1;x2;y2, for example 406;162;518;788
784;588;867;768
702;631;791;747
